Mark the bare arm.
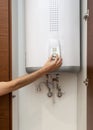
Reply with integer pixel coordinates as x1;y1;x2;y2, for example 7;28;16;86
0;56;62;96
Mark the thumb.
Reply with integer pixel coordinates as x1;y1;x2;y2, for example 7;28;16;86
48;55;53;61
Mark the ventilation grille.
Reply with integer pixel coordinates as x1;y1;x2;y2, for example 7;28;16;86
49;0;60;32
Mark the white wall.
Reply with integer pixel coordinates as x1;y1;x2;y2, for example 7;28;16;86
18;0;77;130
12;0;87;130
18;76;77;130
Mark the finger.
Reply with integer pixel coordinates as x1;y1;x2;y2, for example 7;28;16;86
57;61;62;68
54;54;59;63
58;59;62;66
59;59;62;65
56;57;62;65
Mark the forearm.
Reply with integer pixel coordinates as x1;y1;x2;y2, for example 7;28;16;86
0;68;47;96
0;56;62;96
13;67;47;89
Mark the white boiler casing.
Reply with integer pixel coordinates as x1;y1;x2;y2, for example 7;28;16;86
25;0;80;73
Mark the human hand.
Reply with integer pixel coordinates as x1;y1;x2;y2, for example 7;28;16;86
42;55;62;73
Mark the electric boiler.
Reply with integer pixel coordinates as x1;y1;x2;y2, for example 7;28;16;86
25;0;80;73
